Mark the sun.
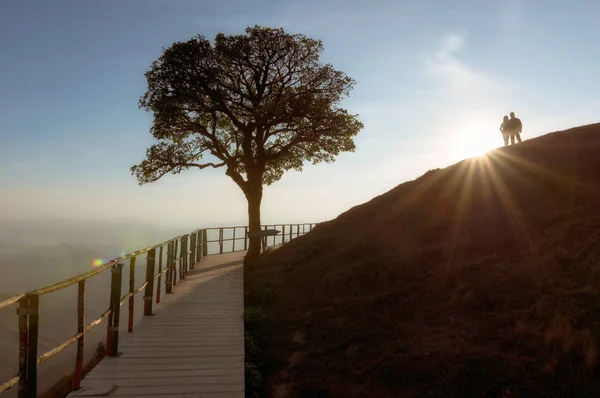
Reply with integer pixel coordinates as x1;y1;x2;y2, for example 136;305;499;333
449;120;498;161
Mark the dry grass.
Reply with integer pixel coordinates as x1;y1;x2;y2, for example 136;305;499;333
247;123;600;397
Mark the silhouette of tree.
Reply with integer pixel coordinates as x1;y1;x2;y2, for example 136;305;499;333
132;26;363;265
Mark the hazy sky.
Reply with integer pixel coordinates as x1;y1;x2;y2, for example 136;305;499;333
1;0;599;228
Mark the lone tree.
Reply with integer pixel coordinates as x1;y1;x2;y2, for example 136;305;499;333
132;26;363;265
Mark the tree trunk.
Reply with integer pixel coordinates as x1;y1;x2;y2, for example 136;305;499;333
244;186;263;266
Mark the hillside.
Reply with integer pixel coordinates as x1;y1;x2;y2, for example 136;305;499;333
248;123;600;397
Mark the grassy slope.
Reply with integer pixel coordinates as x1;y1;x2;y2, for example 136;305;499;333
248;123;600;397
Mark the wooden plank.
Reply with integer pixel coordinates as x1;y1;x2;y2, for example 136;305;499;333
118;335;243;341
93;356;244;366
132;319;243;322
87;368;244;379
119;340;243;347
134;324;242;328
119;350;242;358
111;384;243;395
102;394;242;398
117;341;243;348
118;337;242;342
119;332;243;338
129;324;231;330
70;384;244;396
118;334;243;339
92;359;244;372
80;375;243;387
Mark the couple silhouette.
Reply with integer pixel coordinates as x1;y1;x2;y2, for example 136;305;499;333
499;112;523;146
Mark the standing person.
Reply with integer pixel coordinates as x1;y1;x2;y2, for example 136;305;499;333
509;112;522;144
499;115;510;146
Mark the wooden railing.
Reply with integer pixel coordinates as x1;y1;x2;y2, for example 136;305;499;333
0;223;316;397
205;223;318;253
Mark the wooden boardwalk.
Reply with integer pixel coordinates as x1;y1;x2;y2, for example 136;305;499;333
68;252;245;398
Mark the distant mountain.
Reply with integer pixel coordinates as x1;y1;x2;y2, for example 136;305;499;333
0;217;185;250
0;217;191;298
0;242;118;295
0;240;36;256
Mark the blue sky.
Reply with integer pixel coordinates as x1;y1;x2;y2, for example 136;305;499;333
1;0;599;228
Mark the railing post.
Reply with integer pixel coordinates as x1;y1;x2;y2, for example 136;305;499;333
198;231;204;261
282;225;286;244
194;231;202;265
72;281;85;390
18;293;39;398
188;234;196;271
297;224;300;238
173;239;179;286
166;241;173;294
128;256;136;332
184;237;188;278
106;262;123;357
157;246;163;303
219;228;224;254
232;228;236;252
289;224;292;241
181;237;187;280
186;236;189;273
27;294;39;397
18;297;28;398
144;249;156;316
202;229;208;256
196;231;201;261
185;236;189;276
178;238;183;281
189;234;196;270
244;227;248;250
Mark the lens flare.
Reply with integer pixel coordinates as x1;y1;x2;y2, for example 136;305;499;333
92;258;104;267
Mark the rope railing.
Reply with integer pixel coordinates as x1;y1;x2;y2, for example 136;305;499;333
0;222;317;397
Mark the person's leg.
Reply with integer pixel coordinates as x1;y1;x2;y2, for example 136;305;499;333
510;132;515;145
516;132;522;143
502;133;509;146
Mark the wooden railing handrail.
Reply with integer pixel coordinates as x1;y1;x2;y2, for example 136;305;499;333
0;223;316;310
37;307;112;365
0;294;25;311
0;376;19;395
0;222;318;397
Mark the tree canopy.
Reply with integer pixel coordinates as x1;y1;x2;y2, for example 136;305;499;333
132;25;363;263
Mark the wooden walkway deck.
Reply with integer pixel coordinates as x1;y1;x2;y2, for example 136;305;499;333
68;252;245;398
